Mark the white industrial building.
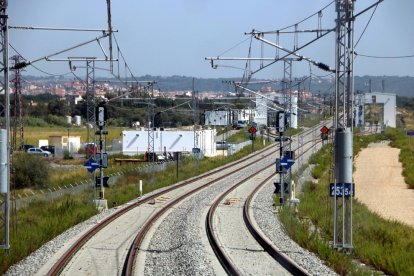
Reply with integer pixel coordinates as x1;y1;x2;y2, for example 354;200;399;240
354;92;396;128
122;128;217;157
254;96;268;126
203;93;299;129
205;110;232;126
271;93;298;129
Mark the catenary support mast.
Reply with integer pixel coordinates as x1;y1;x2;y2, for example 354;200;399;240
86;59;96;145
333;0;355;250
0;0;10;251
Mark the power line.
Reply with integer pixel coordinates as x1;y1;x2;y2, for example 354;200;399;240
217;37;251;58
257;0;335;33
112;34;140;84
354;52;414;59
354;3;378;48
9;43;72;77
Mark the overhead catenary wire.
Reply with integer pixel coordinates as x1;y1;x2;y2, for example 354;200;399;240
9;43;73;77
217;37;252;58
354;52;414;59
354;2;379;48
252;0;335;34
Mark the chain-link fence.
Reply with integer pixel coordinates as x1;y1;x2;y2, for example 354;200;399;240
5;160;168;211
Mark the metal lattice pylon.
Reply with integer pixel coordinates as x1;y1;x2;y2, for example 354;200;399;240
147;101;154;158
332;0;355;250
86;60;96;144
334;0;355;129
0;0;10;250
10;55;24;151
192;79;199;151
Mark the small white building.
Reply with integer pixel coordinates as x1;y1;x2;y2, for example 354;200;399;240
122;129;217;157
49;135;81;153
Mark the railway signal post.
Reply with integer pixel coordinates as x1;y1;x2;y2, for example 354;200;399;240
94;102;109;210
275;111;287;205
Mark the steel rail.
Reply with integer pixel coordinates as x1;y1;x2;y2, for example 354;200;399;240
206;136;320;275
242;137;323;276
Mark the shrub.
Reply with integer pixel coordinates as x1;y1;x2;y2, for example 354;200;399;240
63;151;73;160
24;117;49;127
12;153;49;189
45;114;70;127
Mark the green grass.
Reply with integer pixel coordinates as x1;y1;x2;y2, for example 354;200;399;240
385;128;414;188
24;126;128;145
0;194;97;274
300;113;327;128
278;129;414;275
226;128;250;143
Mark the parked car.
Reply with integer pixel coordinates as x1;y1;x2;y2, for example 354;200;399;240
27;147;52;157
40;145;55;155
216;141;229;150
22;144;36;152
84;143;99;156
236;120;247;129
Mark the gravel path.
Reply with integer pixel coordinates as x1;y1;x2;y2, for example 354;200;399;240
354;141;414;227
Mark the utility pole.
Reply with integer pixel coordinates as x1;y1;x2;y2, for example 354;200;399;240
106;0;113;73
332;0;355;251
147;84;155;162
0;0;10;251
283;59;293;202
10;55;24;151
192;78;200;158
85;59;96;145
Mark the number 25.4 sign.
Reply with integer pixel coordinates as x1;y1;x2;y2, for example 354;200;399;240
329;183;355;198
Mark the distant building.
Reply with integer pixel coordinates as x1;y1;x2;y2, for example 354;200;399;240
122;129;216;157
354;92;396;128
49;135;81;153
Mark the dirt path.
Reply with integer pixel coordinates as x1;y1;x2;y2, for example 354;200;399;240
353;141;414;227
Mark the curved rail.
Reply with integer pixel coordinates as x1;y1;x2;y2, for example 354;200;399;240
242;138;323;275
206;137;322;275
243;176;309;275
205;165;275;275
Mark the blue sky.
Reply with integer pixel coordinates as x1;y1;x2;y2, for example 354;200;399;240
8;0;414;79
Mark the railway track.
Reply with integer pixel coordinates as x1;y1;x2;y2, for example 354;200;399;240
123;125;326;275
45;121;329;275
205;135;319;275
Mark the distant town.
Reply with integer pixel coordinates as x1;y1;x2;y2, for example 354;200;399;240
9;75;414;101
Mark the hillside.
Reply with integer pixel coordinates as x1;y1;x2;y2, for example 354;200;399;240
24;74;414;97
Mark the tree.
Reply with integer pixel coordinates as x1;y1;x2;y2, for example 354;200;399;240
48;98;69;116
